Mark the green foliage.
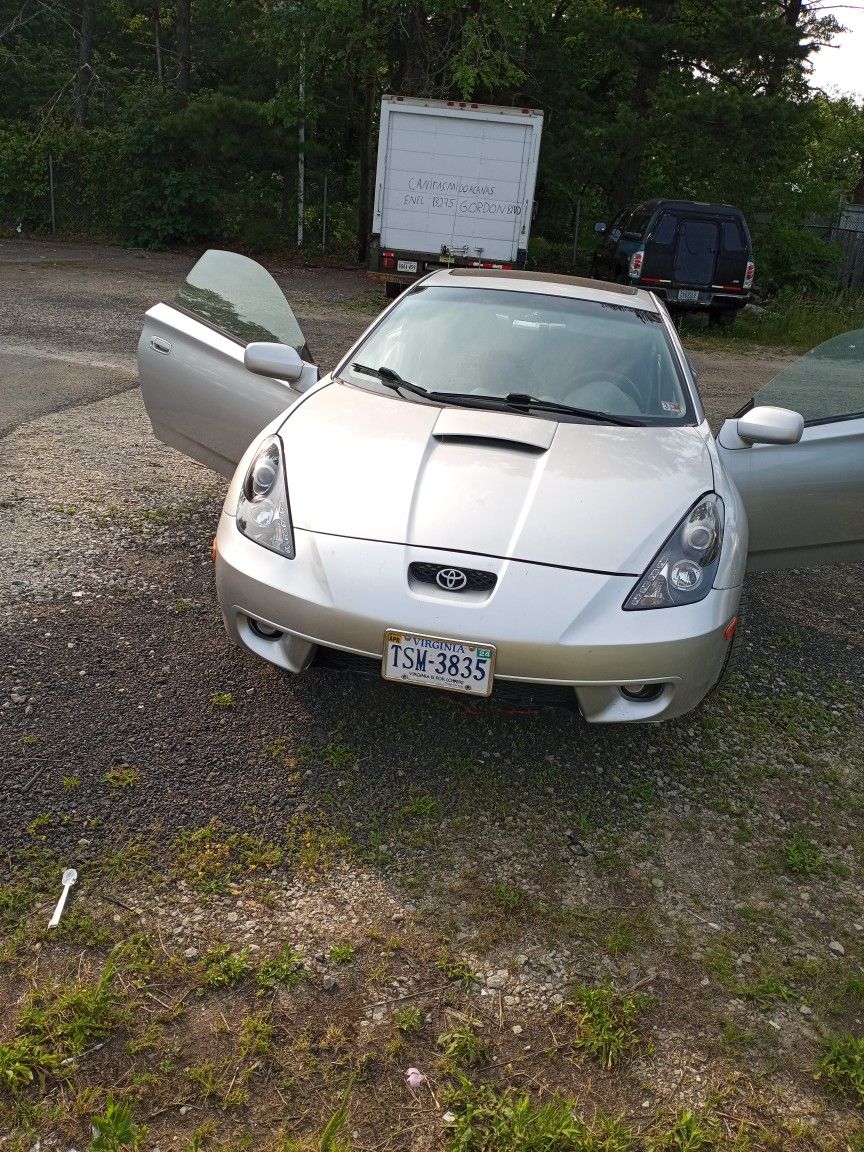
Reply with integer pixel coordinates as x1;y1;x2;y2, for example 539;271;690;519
784;829;824;876
329;942;355;965
647;1111;722;1151
393;1005;423;1034
816;1033;864;1103
569;979;649;1069
257;943;307;991
89;1098;147;1151
436;1021;488;1072
1;0;860;295
443;1079;635;1151
202;944;252;988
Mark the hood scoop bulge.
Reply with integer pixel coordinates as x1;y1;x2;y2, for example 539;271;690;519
431;406;555;452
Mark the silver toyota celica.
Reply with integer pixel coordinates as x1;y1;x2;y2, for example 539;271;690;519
138;252;864;723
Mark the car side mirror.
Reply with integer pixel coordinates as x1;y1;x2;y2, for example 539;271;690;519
594;221;607;234
244;342;304;383
736;405;804;446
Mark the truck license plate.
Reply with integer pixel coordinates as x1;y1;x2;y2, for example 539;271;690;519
382;630;495;696
677;289;699;302
396;260;417;273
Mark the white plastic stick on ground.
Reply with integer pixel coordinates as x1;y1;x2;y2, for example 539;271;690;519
48;867;78;928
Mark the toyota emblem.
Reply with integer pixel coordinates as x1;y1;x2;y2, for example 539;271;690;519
436;567;468;591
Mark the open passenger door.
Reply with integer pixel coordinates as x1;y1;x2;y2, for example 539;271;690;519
138;250;317;477
717;330;864;570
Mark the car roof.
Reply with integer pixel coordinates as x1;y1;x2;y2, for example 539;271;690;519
636;198;745;215
420;267;661;311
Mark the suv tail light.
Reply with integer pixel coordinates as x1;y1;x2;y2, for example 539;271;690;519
382;250;395;271
743;260;755;290
628;249;645;280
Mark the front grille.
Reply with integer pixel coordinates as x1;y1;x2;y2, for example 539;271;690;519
408;562;497;593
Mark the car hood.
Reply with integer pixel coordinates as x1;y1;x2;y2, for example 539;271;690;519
279;381;713;575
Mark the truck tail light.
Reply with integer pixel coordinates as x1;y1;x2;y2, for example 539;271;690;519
382;250;395;271
628;249;644;280
744;260;755;289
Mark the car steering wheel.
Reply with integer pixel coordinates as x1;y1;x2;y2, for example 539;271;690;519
565;370;643;414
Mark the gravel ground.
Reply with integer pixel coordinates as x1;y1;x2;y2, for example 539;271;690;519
1;241;862;1150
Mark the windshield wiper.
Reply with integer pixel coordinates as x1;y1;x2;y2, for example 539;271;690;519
350;362;433;401
349;367;644;426
350;364;509;411
502;394;644;427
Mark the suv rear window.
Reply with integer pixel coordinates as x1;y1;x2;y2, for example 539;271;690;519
721;220;747;251
652;213;677;245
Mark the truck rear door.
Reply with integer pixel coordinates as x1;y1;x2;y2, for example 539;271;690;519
374;103;541;265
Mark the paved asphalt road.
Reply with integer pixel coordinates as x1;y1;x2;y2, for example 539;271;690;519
0;239;188;437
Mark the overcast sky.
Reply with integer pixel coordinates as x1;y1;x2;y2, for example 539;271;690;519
807;4;864;98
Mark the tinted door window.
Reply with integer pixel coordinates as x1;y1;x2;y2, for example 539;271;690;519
673;220;719;285
175;249;308;355
721;220;747;252
652;212;677;246
753;329;864;424
625;209;653;238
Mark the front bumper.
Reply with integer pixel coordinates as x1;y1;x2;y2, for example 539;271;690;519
214;516;741;723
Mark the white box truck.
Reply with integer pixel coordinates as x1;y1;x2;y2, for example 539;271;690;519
369;95;544;297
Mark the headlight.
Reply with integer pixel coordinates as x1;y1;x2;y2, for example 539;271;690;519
624;494;724;610
236;436;295;558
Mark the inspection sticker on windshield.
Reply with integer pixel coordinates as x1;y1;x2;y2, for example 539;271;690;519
397;260;418;273
661;400;682;413
382;630;495;696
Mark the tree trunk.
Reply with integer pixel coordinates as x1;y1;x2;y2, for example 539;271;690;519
176;0;191;94
765;0;804;96
74;0;95;127
154;5;163;85
608;0;674;212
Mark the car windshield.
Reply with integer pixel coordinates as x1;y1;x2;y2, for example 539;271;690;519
339;285;693;424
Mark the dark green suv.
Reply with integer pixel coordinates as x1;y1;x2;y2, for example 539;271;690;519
591;199;754;325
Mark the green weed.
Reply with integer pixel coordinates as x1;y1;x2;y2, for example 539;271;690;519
102;765;139;788
202;944;252;988
443;1079;634;1151
569;978;649;1069
816;1033;864;1103
257;942;307;991
436;1021;488;1072
90;1098;147;1151
210;691;235;709
393;1005;423;1034
329;942;355;965
784;829;823;876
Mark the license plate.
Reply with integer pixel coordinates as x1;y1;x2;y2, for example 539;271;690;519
677;289;699;302
382;630;495;696
396;259;417;273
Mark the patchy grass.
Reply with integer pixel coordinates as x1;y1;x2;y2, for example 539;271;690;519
329;941;355;965
101;764;139;788
209;691;235;709
436;1020;488;1073
783;829;824;876
172;820;283;893
257;942;308;991
568;979;650;1069
817;1033;864;1104
680;286;864;351
201;944;252;989
443;1081;634;1151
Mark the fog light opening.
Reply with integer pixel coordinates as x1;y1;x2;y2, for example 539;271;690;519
248;617;283;640
620;682;665;702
